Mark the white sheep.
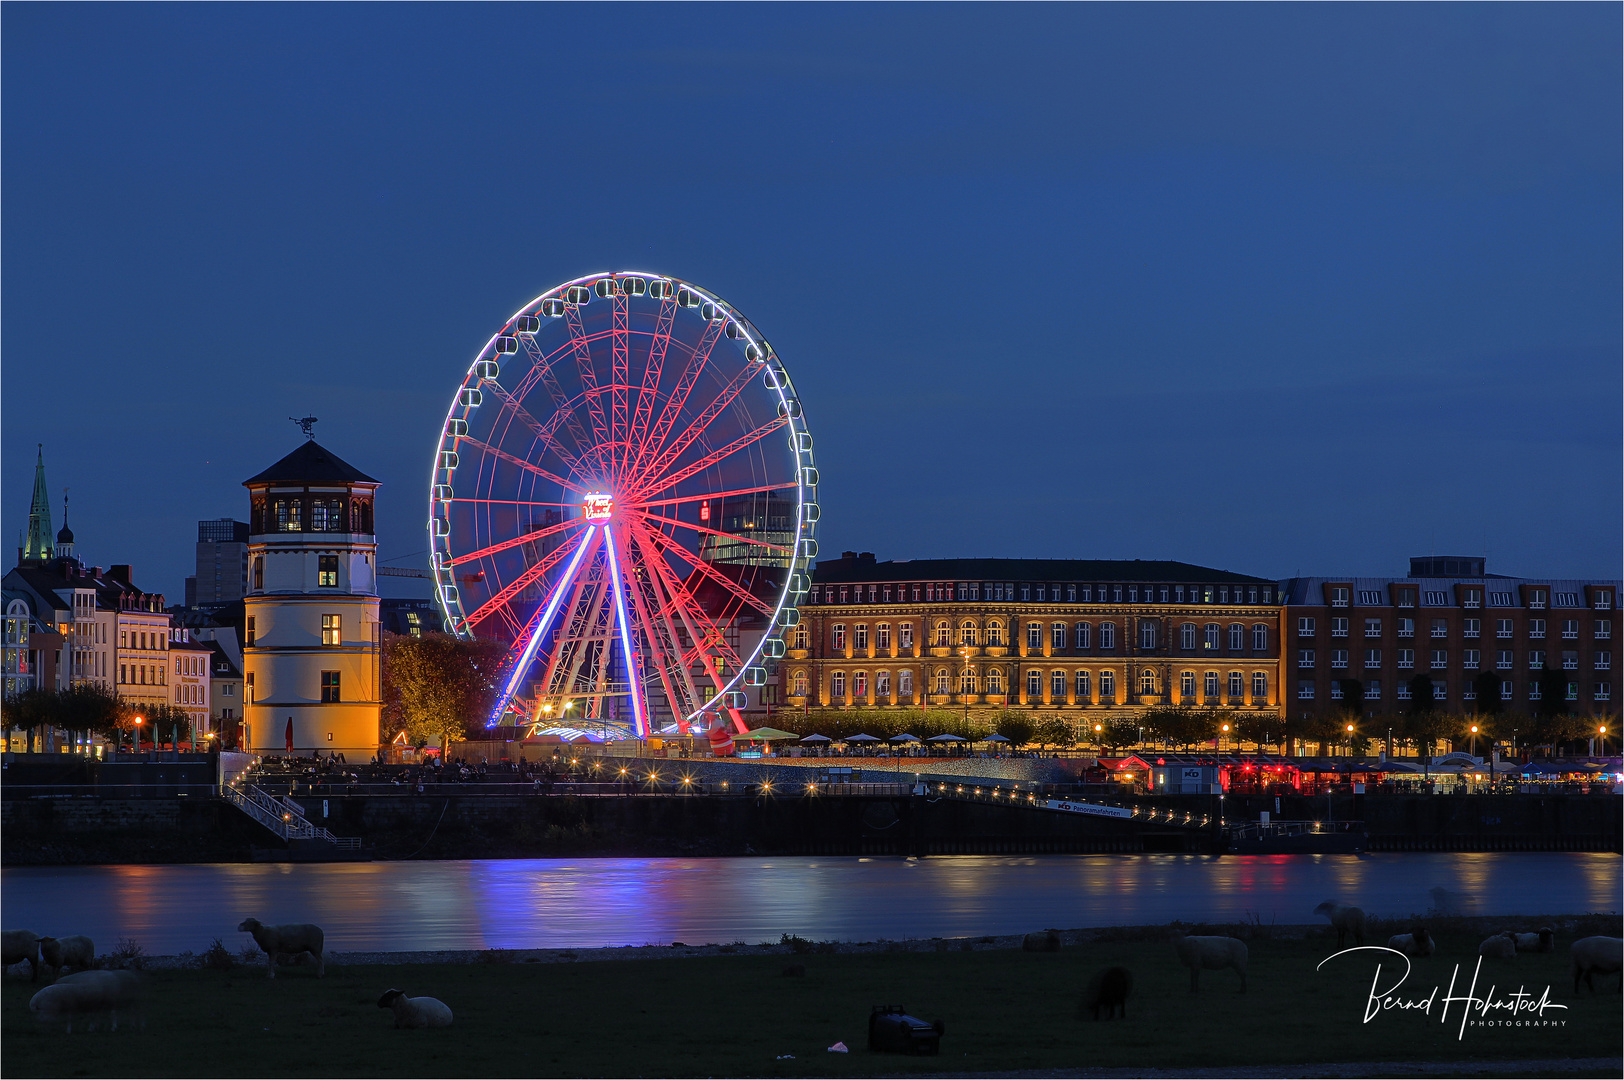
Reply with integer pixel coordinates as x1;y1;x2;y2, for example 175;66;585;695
377;988;453;1028
1314;901;1366;948
1386;928;1435;957
1173;935;1247;993
1511;927;1554;953
1478;932;1516;960
238;918;324;979
1570;936;1622;994
29;970;141;1032
3;930;41;982
39;935;95;979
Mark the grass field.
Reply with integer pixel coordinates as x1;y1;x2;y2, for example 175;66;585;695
3;933;1619;1078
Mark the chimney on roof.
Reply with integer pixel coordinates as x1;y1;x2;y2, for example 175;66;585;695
841;551;858;560
858;552;875;563
108;564;133;584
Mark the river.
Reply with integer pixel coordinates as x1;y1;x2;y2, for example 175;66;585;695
3;853;1617;955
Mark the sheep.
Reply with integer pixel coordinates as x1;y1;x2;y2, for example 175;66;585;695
237;918;324;980
1022;930;1062;953
377;988;453;1029
1173;935;1247;993
39;935;95;980
1386;928;1435;958
3;930;41;981
1511;927;1555;954
1313;901;1366;948
1478;932;1516;960
1080;966;1133;1020
29;970;141;1032
1570;936;1623;994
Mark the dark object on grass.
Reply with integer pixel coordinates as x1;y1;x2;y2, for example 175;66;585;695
868;1005;943;1054
1080;966;1133;1020
781;964;805;977
959;941;973;952
1023;930;1061;952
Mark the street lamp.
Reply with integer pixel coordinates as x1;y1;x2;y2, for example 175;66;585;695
1345;722;1354;756
132;716;144;754
1094;723;1103;754
1220;722;1230;754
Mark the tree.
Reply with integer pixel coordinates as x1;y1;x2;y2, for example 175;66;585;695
145;703;194;749
3;686;55;747
1032;717;1073;752
1529;710;1592;757
381;633;510;749
1096;718;1139;754
1337;680;1365;717
994;712;1035;748
1232;712;1278;754
1471;671;1502;715
54;683;125;749
1534;669;1568;720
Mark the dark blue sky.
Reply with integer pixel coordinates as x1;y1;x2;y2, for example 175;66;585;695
4;4;1619;600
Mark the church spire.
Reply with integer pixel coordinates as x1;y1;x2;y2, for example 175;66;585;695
22;445;54;564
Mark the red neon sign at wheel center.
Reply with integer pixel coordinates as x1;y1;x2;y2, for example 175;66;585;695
582;492;614;521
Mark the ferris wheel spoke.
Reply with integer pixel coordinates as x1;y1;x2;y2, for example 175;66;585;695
603;525;648;737
632;416;790;504
620;534;690;732
631;317;726;481
631;481;799;511
449;516;583;567
447;499;578;508
638;523;777;617
628;365;770;497
624;526;704;719
482;525;601;726
627;509;793;555
630;523;743;710
542;559;610;709
515;333;595;460
563;304;610;454
609;293;630;485
481;381;590;483
626;291;677;470
457;436;592;496
461;528;590;630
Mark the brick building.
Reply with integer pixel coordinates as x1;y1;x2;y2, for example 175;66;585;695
789;553;1282;726
1279;557;1618;720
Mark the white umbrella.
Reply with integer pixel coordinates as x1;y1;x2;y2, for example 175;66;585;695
890;733;920;742
799;733;832;743
926;734;966;742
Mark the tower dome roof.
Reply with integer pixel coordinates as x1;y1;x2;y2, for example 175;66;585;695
243;440;379;487
56;523;74;545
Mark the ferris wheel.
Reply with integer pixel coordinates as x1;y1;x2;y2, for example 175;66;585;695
430;272;818;741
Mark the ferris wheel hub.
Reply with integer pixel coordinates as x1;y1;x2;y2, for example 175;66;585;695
581;491;615;522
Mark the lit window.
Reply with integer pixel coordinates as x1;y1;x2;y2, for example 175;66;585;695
319;555;338;587
1075;670;1091;699
854;625;868;650
1180;671;1196;697
1027;623;1041;649
934;669;949;695
853;672;867;698
1075;623;1091;649
1053;623;1067;649
1098;670;1115;699
831;672;846;698
899;670;913;695
320;670;341;703
899;624;913;649
934;622;950;647
877;624;891;650
793;627;809;650
832;624;846;650
1205;624;1221;650
1098;622;1115;650
1027;670;1042;697
986;622;1003;647
792;671;808;696
960;670;977;694
321;614;340;646
961;623;978;646
875;671;890;697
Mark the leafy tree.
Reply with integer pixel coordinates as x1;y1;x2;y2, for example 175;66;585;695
1096;718;1139;754
381;632;509;749
1032;717;1073;751
1534;669;1568;719
1406;674;1435;715
994;712;1035;748
1337;680;1365;716
1296;711;1342;757
1232;712;1280;754
2;686;55;745
1528;710;1592;757
54;683;125;749
145;703;194;749
1404;708;1456;768
1471;671;1502;715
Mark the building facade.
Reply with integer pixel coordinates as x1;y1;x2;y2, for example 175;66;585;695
1279;557;1619;720
242;439;382;758
790;554;1283;726
167;628;214;737
186;518;251;609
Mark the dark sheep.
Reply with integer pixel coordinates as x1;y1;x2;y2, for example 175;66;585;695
1022;930;1062;953
1080;966;1133;1021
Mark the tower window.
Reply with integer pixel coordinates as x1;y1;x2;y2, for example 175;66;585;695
253;556;264;590
319;555;339;587
320;670;341;703
321;614;341;646
246;617;256;647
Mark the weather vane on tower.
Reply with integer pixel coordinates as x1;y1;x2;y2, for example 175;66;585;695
289;416;319;440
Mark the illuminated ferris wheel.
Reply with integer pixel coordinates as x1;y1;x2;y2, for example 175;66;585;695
430;272;818;740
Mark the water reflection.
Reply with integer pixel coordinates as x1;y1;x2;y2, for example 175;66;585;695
3;853;1616;955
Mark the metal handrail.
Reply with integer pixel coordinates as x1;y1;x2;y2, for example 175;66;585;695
220;782;361;849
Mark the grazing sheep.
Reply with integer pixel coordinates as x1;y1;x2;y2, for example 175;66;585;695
1570;936;1623;994
1173;935;1247;993
3;930;41;981
39;936;95;979
1511;927;1555;954
1386;928;1435;958
1080;966;1133;1020
237;918;324;980
377;988;453;1029
1022;930;1062;953
1478;932;1516;960
1313;901;1366;948
29;970;141;1032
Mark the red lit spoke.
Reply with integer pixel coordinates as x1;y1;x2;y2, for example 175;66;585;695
609;292;629;484
627;292;676;469
632;482;799;511
636;521;776;617
563;304;609;458
457;436;591;496
630;520;746;682
481;381;589;484
629;363;762;498
629;509;792;555
631;317;725;482
462;529;588;630
449;516;582;567
624;527;708;718
633;417;789;504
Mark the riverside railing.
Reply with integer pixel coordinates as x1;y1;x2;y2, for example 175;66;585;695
218;781;361;848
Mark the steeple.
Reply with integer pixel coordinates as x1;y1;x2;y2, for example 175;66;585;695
55;490;76;562
22;445;54;565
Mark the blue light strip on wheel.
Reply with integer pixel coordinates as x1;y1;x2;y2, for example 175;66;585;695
603;525;647;739
486;526;599;729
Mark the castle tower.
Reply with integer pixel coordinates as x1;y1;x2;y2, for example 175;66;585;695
241;440;381;758
20;446;54;565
